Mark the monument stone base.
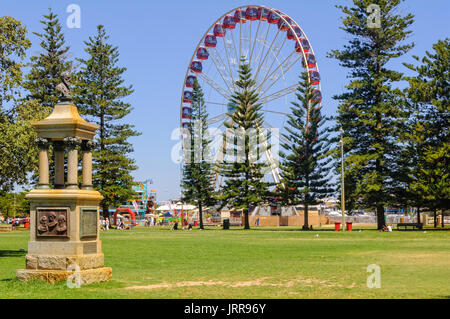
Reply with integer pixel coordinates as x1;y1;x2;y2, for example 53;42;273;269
17;267;112;284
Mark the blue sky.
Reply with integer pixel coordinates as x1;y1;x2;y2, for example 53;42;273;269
4;0;449;201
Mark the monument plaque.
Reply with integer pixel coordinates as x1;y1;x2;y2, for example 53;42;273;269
36;207;69;237
80;207;98;239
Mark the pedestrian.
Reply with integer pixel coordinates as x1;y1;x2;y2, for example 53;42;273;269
105;217;109;230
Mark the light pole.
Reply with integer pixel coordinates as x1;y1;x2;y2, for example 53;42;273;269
340;127;345;232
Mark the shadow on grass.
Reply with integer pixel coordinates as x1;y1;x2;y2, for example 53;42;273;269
0;250;27;257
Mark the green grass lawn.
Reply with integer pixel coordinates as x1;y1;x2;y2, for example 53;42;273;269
1;226;449;299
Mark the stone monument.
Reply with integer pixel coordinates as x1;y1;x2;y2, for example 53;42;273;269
17;72;112;284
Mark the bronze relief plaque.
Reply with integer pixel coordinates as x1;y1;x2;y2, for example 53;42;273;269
36;207;69;237
80;207;98;239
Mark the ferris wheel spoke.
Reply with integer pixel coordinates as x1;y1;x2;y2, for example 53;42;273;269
207;113;227;125
259;52;301;96
209;48;235;93
229;28;240;69
259;84;298;105
252;23;271;76
249;20;261;66
254;28;280;83
221;37;236;89
256;37;287;90
256;50;296;92
197;72;231;100
262;120;291;146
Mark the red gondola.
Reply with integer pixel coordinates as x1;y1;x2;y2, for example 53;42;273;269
245;6;258;20
287;26;302;40
277;15;292;31
309;70;320;85
267;10;281;24
223;14;236;29
213;23;226;37
182;107;192;119
196;47;209;60
234;9;246;23
257;7;270;21
303;53;316;68
185;75;196;88
190;61;202;73
204;34;217;48
183;91;193;103
311;89;322;103
295;38;310;53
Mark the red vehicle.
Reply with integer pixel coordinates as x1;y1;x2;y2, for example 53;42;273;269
182;107;192;119
311;89;322;103
277;15;292;31
234;9;246;23
213;23;226;37
267;10;281;24
204;34;217;48
295;38;310;53
303;53;316;68
287;26;302;40
245;6;258;20
183;91;193;103
185;75;196;88
190;60;202;73
196;46;209;60
309;71;320;85
223;14;236;29
257;7;270;21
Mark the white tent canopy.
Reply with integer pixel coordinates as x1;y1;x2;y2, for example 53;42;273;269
155;203;196;211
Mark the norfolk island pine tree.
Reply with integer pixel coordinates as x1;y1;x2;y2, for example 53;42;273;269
181;79;217;230
74;25;140;216
328;0;414;229
218;58;272;229
279;71;334;230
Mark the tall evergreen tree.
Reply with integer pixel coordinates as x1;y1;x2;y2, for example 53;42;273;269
24;9;72;108
218;58;272;229
0;16;39;191
279;72;333;230
328;0;414;229
181;80;216;229
74;25;140;216
402;39;450;221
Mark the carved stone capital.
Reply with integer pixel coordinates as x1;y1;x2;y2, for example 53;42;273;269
53;141;65;152
35;138;49;150
63;137;82;150
81;140;96;152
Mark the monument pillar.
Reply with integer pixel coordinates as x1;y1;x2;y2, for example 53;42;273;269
17;72;111;284
36;138;50;189
65;137;81;189
53;141;65;189
81;140;94;190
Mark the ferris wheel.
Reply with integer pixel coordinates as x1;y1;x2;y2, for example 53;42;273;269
180;5;321;189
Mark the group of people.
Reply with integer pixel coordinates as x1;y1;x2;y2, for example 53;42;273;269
100;217;110;230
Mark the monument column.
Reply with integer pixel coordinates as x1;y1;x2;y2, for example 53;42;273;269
81;140;95;190
36;138;50;189
64;137;81;189
53;141;65;189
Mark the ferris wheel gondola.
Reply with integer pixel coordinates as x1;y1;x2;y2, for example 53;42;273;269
180;5;321;190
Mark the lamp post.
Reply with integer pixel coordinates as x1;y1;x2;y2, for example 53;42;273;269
340;127;345;232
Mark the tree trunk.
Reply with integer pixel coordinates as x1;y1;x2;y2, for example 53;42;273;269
102;203;109;221
434;209;437;228
199;203;204;230
376;205;385;230
303;204;309;230
442;209;445;228
244;209;250;229
417;206;421;224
